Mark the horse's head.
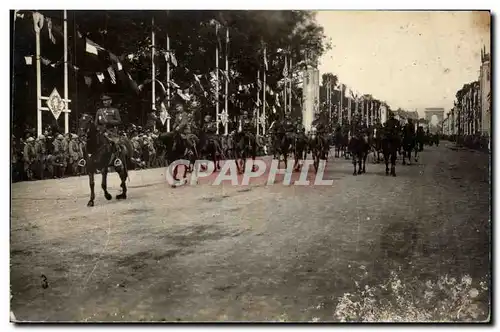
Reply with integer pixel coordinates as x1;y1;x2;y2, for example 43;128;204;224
78;113;96;136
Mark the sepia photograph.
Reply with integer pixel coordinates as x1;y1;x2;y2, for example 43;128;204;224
9;8;491;323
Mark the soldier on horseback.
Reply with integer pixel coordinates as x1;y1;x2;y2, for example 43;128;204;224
202;114;223;156
240;110;256;141
95;94;122;139
173;102;198;157
94;94;125;166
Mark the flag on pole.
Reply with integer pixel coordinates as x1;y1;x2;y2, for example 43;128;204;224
84;76;92;86
170;52;177;67
47;18;56;44
263;47;268;71
24;56;32;65
85;39;100;55
96;72;105;83
107;66;117;84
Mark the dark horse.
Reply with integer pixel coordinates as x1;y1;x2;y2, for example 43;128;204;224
348;131;370;175
401;123;417;165
198;130;223;171
333;126;349;158
233;130;258;174
157;131;198;186
381;125;401;176
293;130;309;172
308;130;328;173
275;130;295;170
79;114;132;207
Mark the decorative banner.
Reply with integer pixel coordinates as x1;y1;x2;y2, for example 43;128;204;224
47;18;56;44
107;66;116;84
177;89;190;101
159;102;169;125
258;113;266;125
85;38;99;55
96;72;105;83
32;12;44;33
170;53;178;67
84;76;92;87
219;111;228;125
46;88;66;120
263;47;268;71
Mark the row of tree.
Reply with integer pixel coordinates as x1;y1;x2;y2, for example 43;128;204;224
12;10;330;136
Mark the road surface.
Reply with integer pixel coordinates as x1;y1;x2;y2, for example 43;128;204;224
11;141;491;322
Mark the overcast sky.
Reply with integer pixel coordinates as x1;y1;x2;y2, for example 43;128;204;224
316;11;490;117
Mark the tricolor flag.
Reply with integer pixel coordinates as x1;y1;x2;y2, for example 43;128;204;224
107;66;116;84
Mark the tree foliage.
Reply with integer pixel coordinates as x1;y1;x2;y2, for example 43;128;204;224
12;10;330;133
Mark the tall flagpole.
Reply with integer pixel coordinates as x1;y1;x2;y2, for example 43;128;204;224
224;27;229;135
166;35;171;132
288;55;292;113
262;46;266;135
215;23;220;134
36;16;42;137
339;83;343;126
256;70;260;136
151;16;156;113
284;54;287;114
63;10;69;134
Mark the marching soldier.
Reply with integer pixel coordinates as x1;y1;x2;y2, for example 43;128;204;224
68;133;82;175
23;137;36;180
35;135;49;179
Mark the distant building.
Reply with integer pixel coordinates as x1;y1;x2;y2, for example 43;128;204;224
479;47;491;136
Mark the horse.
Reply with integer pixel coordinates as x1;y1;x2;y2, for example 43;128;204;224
308;130;327;173
401;123;417;165
381;127;400;177
293;130;309;172
274;130;295;170
78;114;132;207
198;130;223;172
233;129;258;174
348;132;370;175
416;127;425;153
157;130;198;186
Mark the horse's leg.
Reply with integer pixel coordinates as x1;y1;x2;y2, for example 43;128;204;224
352;153;357;176
101;168;112;201
362;151;367;173
357;153;363;175
384;150;390;176
116;166;128;200
87;170;95;207
402;146;407;165
391;150;397;177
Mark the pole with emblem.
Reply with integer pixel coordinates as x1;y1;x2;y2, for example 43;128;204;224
224;27;229;135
